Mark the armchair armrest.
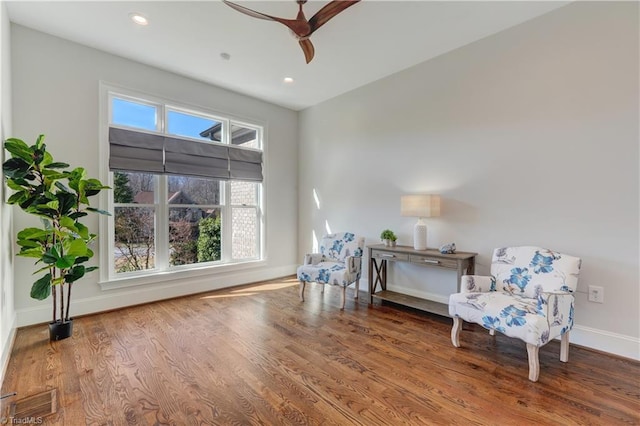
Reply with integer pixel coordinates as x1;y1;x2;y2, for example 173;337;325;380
460;275;496;293
303;253;324;265
345;255;362;274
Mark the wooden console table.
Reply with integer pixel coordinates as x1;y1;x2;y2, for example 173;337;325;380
368;244;477;317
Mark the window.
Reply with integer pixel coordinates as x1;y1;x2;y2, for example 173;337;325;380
103;89;264;281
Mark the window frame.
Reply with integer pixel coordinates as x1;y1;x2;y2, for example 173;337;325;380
98;83;266;288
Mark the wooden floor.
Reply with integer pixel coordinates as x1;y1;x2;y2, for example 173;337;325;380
2;277;639;425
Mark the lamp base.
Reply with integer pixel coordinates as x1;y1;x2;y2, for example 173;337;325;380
413;219;427;250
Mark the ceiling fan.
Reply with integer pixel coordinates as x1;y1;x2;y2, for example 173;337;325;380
222;0;361;64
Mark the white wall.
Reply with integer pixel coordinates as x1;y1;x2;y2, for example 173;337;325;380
10;25;298;326
299;2;639;359
0;1;16;385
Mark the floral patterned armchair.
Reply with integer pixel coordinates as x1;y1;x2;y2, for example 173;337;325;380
448;246;582;382
297;232;365;310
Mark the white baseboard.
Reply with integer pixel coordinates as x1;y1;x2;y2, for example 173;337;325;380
0;313;16;388
16;264;298;327
570;324;640;361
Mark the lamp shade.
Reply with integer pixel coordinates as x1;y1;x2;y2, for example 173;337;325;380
400;195;441;218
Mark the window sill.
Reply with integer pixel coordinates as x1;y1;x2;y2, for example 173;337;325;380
99;259;267;291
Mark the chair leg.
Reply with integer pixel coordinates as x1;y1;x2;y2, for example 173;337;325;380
526;343;540;382
299;281;306;302
451;317;462;347
340;286;346;310
354;280;359;299
560;332;570;363
321;283;325;294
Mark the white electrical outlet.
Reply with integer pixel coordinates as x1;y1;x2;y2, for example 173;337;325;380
588;285;604;303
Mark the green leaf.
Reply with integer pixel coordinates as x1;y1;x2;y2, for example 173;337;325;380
17;227;49;241
7;191;26;205
6;179;25;191
59;216;78;233
56;255;75;269
86;207;112;216
74;222;89;239
4;138;32;161
42;246;60;264
30;273;52;300
64;265;85;283
41;169;67;179
85;266;99;273
56;192;77;216
44;162;69;169
44;200;59;211
17;239;40;249
35;134;45;150
17;248;45;259
2;157;32;179
68;212;87;220
64;239;88;257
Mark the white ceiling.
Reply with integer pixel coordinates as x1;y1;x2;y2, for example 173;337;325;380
6;1;569;111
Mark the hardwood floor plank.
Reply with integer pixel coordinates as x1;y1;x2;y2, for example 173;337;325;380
2;277;638;425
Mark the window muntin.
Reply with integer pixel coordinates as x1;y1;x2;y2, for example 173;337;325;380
106;90;264;280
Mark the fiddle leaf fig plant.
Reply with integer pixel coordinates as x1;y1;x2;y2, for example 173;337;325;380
2;135;110;327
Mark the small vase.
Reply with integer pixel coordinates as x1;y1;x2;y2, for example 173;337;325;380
49;319;73;341
390;240;397;247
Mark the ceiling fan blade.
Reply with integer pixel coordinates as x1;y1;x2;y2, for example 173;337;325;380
223;0;310;36
222;0;279;21
299;39;315;64
308;0;361;34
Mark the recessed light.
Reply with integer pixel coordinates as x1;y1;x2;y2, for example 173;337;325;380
129;13;149;26
283;77;295;84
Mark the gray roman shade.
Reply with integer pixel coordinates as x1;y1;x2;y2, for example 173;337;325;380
229;147;263;182
164;136;229;179
109;127;164;173
109;127;263;182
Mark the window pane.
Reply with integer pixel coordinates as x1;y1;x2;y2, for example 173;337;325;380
231;124;259;149
112;98;157;130
167;176;220;205
168;110;220;141
114;207;155;273
169;208;221;266
230;181;257;206
232;207;257;259
114;171;155;204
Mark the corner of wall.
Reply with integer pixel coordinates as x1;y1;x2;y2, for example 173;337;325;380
0;0;17;389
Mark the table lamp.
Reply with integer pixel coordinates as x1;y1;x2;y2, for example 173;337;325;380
401;195;441;250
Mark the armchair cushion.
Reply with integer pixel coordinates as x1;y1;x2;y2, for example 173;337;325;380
298;261;360;286
449;291;574;346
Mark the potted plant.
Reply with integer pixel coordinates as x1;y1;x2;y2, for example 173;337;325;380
380;229;397;247
2;135;110;341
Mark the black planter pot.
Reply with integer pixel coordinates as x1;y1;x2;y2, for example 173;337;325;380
49;319;73;341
